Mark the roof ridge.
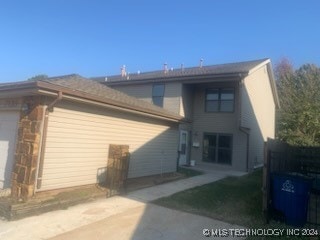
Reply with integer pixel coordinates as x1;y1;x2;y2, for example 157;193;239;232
46;73;81;80
102;58;270;78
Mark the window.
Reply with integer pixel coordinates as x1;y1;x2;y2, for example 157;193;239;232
205;88;234;112
203;133;232;164
152;84;165;107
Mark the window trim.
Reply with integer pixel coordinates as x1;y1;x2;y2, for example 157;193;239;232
202;132;233;165
152;83;165;107
205;88;235;113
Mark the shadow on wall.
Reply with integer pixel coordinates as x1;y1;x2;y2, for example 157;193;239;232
181;84;195;119
127;129;178;179
95;127;179;187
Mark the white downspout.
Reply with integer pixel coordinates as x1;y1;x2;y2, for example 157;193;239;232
238;77;251;172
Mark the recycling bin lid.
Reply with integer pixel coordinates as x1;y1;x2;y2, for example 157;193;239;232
272;172;314;181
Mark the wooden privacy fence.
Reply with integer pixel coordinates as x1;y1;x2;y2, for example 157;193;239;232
106;144;130;197
263;138;320;226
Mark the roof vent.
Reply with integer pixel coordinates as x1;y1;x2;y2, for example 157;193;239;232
121;65;127;77
104;77;108;82
137;70;141;75
164;63;168;74
200;58;203;68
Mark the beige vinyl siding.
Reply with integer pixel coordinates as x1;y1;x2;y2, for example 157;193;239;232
111;83;182;115
163;82;181;114
190;82;247;171
40;101;178;191
191;82;239;132
241;65;276;167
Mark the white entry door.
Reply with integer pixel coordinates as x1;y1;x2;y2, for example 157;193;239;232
179;130;188;165
0;111;19;189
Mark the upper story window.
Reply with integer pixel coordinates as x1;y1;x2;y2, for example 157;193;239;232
205;88;234;112
152;84;165;107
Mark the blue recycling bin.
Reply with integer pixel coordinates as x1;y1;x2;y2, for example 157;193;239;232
272;172;313;227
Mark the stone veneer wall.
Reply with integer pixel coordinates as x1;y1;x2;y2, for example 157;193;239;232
11;96;44;201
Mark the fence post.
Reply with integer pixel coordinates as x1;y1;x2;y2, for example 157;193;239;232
262;139;271;223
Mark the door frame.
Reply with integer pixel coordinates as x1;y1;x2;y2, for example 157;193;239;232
178;130;189;166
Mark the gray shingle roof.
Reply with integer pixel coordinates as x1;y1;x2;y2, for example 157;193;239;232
92;58;269;83
40;74;183;121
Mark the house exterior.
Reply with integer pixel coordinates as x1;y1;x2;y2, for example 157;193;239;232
0;75;182;200
93;58;279;172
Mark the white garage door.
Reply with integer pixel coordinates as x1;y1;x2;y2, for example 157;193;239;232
0;111;19;189
39;102;178;191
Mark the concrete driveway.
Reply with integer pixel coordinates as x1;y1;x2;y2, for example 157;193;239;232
0;168;246;240
49;204;245;240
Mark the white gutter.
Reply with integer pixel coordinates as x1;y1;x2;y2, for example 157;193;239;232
34;105;46;193
36;91;63;189
238;79;250;172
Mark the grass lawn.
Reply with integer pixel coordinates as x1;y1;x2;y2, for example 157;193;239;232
155;169;263;227
154;170;317;239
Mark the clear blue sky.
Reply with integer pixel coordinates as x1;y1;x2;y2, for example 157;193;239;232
0;0;319;82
